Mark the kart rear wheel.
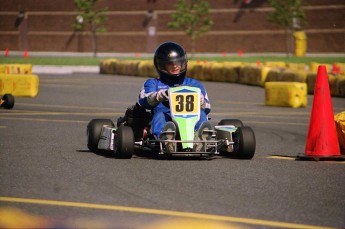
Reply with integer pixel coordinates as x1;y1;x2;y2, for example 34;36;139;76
234;126;256;159
87;119;114;152
217;119;243;140
115;125;134;159
1;94;15;109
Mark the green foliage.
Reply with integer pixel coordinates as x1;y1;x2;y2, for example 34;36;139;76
267;0;306;56
73;0;107;33
267;0;305;29
168;0;213;54
72;0;107;57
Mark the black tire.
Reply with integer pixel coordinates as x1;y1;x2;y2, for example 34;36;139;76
234;126;256;159
115;125;134;159
87;119;114;152
2;94;15;109
217;119;243;140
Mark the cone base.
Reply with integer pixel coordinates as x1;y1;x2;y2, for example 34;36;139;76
296;153;345;161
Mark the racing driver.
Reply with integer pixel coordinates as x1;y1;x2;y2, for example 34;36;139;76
138;41;212;151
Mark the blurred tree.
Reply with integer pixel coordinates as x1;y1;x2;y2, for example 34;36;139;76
73;0;107;57
168;0;213;56
15;7;28;51
267;0;306;57
232;0;265;23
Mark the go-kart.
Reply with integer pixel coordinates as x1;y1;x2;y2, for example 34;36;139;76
0;94;15;109
87;86;256;159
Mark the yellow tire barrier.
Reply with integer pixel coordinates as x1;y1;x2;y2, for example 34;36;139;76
99;59;345;98
117;60;137;76
137;60;157;78
222;63;241;83
0;65;6;74
203;62;223;81
239;65;271;87
309;62;331;72
260;66;272;86
99;59;118;74
329;74;345;97
264;61;286;68
282;69;308;82
0;74;39;97
186;61;198;79
295;48;306;57
286;63;307;71
187;61;206;81
306;72;317;94
335;111;345;155
265;68;281;82
266;69;307;83
294;31;307;57
0;64;32;74
223;62;243;83
223;61;243;68
306;72;345;97
239;66;262;86
264;82;307;108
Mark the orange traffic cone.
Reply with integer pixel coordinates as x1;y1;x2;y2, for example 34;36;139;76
297;65;344;161
5;48;9;57
24;50;28;59
237;49;243;57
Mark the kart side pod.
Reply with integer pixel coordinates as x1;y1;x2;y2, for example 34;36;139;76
98;125;116;151
96;123;135;159
215;125;237;152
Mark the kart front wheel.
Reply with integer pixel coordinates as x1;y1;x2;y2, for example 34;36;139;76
234;126;256;159
87;119;114;152
115;125;134;159
1;94;15;109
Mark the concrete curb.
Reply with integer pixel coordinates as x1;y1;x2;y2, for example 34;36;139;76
32;65;99;74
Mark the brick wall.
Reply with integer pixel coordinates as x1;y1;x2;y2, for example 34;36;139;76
0;0;344;53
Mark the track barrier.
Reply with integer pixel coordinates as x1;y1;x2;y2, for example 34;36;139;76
0;64;32;75
0;73;39;97
264;82;307;108
100;59;345;98
334;112;345;155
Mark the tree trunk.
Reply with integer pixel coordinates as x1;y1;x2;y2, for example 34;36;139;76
285;28;290;57
91;25;97;57
191;36;196;58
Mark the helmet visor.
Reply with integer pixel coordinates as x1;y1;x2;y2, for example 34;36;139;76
156;55;187;75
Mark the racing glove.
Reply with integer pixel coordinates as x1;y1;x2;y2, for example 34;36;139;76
200;93;206;109
147;89;169;106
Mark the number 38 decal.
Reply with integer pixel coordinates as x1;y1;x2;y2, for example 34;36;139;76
171;93;199;114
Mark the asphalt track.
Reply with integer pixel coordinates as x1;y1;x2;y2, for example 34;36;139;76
0;72;344;229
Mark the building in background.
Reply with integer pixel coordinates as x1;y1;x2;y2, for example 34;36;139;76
0;0;343;54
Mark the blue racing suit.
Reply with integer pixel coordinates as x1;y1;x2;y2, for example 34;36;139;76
138;77;211;138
